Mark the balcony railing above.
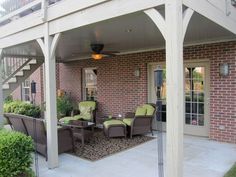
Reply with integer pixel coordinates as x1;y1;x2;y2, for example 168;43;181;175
0;0;61;27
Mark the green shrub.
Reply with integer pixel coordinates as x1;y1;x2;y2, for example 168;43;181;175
57;95;73;118
4;95;13;104
0;130;34;177
4;101;41;118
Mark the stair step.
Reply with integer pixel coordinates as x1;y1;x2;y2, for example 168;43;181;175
15;71;24;77
3;84;9;89
22;65;31;70
29;59;37;64
8;77;17;83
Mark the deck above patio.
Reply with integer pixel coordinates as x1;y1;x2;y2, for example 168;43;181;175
0;0;236;49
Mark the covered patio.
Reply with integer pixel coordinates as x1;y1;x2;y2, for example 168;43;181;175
0;1;236;177
37;133;236;177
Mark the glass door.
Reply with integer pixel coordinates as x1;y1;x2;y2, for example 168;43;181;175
148;61;210;136
184;62;210;136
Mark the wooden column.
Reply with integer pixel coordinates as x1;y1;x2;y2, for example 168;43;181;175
44;23;58;169
165;1;184;177
0;48;3;128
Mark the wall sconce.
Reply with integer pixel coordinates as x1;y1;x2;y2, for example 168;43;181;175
219;63;229;76
134;67;140;77
31;80;36;105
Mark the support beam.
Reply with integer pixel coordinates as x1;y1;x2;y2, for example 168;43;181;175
0;49;3;128
165;1;184;177
50;33;61;59
37;27;61;169
183;8;194;41
37;38;46;56
183;0;236;34
144;8;166;39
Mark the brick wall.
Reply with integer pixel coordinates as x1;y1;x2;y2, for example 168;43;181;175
184;42;236;143
59;41;236;143
12;65;43;105
59;50;165;118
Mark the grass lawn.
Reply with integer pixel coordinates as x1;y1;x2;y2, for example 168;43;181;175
224;163;236;177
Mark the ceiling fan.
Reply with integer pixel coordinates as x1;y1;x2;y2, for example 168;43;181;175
90;43;119;60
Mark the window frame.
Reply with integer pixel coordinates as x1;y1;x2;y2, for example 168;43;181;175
82;67;97;101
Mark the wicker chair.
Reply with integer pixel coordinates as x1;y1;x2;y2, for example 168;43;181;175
60;101;97;123
122;103;156;138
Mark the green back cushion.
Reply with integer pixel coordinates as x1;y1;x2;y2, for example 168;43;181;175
142;104;155;116
79;101;96;111
135;106;146;116
78;101;96;120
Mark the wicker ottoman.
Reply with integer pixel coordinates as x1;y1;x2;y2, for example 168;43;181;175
103;120;126;138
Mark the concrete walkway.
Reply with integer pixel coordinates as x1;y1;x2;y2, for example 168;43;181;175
37;133;236;177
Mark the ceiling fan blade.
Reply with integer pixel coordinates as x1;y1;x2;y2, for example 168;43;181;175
102;51;120;53
101;52;117;57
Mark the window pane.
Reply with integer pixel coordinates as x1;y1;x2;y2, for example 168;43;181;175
84;69;97;101
185;67;205;127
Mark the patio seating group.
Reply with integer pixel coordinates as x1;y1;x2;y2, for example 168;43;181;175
103;103;156;138
58;101;156;139
4;101;156;158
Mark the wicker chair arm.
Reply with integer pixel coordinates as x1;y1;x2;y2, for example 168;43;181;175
125;112;135;118
70;109;80;116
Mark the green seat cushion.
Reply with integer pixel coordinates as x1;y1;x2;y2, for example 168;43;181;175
123;118;133;126
142;104;155;116
59;116;78;124
135;106;146;116
74;114;91;121
103;120;126;129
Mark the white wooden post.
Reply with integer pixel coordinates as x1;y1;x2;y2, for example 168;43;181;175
165;1;184;177
0;48;3;128
43;23;59;168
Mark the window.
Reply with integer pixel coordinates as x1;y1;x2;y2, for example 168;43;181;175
83;68;97;101
22;78;31;102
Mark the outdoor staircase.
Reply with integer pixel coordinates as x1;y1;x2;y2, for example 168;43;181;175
2;57;43;100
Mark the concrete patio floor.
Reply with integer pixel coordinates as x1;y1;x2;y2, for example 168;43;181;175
37;132;236;177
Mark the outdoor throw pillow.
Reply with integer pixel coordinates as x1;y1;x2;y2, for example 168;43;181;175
135;106;146;116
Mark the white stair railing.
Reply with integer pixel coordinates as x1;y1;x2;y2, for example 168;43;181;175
0;0;62;26
1;56;32;84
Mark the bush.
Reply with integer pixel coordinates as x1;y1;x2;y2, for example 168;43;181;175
4;101;41;118
4;95;13;104
0;130;34;177
57;95;73;118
